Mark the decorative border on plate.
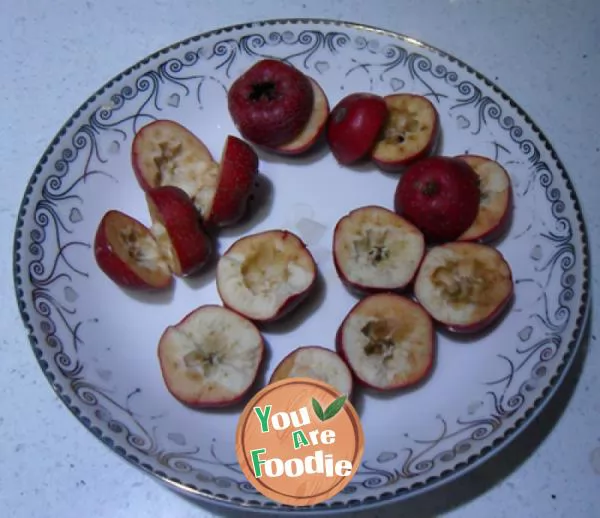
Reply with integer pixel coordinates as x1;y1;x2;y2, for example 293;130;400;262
12;18;590;514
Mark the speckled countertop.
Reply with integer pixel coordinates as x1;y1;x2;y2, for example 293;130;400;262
1;1;599;517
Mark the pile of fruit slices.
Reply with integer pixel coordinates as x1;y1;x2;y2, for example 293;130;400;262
93;58;515;408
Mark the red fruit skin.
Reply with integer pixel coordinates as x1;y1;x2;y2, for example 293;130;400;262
206;135;259;227
157;304;265;408
94;210;172;290
217;230;318;324
146;186;213;277
326;93;389;165
269;345;354;399
227;59;314;148
394;156;481;243
335;294;436;392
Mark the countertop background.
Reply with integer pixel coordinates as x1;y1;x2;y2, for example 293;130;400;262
1;1;599;517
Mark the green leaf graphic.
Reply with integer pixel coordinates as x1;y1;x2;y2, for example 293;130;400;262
323;395;347;421
312;398;325;421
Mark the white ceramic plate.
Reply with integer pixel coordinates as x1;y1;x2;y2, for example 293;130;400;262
13;19;590;514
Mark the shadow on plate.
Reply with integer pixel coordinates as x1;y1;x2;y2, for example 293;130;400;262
165;310;591;517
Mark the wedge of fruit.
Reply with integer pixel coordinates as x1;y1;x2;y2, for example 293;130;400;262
269;77;330;155
158;305;265;408
203;135;259;227
333;205;425;294
131;119;220;216
94;210;172;290
216;230;317;323
394;156;481;243
372;93;439;172
227;59;314;148
270;346;353;396
145;186;213;277
454;155;513;243
414;242;514;333
336;293;435;391
327;93;389;165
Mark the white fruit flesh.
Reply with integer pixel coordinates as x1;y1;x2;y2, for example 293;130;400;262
276;78;328;152
135;121;220;214
334;206;424;289
271;347;352;395
159;306;263;404
415;243;513;326
373;95;437;162
150;220;177;273
106;213;170;282
217;231;315;321
457;156;511;241
340;295;433;389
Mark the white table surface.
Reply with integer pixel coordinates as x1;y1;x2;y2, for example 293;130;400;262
1;1;599;517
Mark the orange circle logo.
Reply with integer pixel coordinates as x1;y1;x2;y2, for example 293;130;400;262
236;377;364;506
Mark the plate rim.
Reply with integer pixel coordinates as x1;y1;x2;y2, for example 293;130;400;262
11;17;591;515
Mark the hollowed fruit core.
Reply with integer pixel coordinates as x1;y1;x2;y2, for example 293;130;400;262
373;95;437;162
136;123;220;214
218;232;315;320
160;307;263;404
341;296;433;389
106;212;170;284
416;244;512;326
335;207;424;288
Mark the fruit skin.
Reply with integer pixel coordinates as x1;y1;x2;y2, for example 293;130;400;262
267;77;330;156
326;93;389;165
394;156;481;243
205;135;259;228
227;59;314;148
146;186;213;277
94;210;172;290
413;242;514;334
216;230;318;323
371;94;440;173
269;345;354;398
335;293;435;392
157;304;265;408
454;154;513;244
131;119;216;194
332;205;426;296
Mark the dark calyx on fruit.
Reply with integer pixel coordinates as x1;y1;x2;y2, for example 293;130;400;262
249;82;278;102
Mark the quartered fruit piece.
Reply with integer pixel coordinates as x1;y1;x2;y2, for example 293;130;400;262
372;94;440;172
271;77;330;155
158;305;265;408
216;230;317;323
454;155;513;243
414;242;514;333
94;210;172;290
204;135;259;228
131;119;220;216
227;59;314;148
333;205;425;294
336;293;435;392
145;186;213;277
269;346;353;396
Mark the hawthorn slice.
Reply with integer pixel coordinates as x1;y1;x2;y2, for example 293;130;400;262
94;210;172;290
271;77;330;155
269;346;353;396
145;186;213;277
216;230;317;323
414;242;514;333
204;135;259;227
158;305;265;408
333;205;425;294
454;155;513;243
336;293;435;391
131;119;220;215
372;94;439;172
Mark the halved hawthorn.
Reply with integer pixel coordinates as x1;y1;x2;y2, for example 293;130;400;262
336;293;435;391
